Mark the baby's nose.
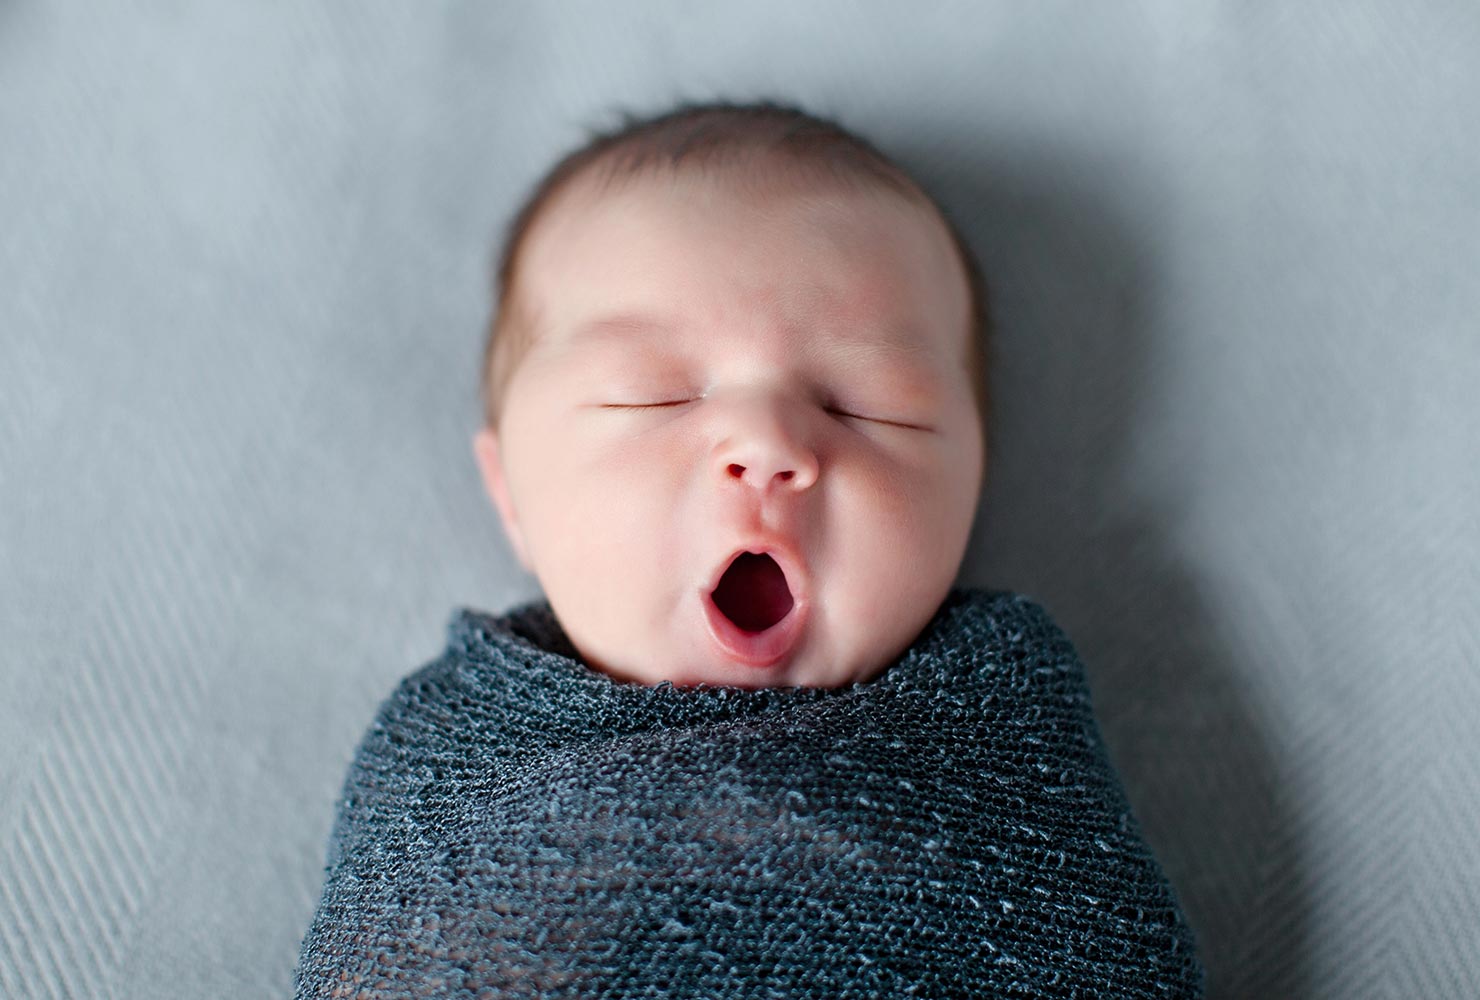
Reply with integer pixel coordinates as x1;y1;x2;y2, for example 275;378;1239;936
722;456;816;492
709;394;820;493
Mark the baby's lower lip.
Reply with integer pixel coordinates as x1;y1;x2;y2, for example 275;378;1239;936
701;588;808;668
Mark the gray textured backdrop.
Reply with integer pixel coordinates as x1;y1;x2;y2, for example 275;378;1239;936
2;2;1477;998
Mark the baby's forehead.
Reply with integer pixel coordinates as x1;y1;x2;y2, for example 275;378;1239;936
512;161;971;366
529;167;957;298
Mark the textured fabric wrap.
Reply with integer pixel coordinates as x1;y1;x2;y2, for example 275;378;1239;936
294;587;1205;998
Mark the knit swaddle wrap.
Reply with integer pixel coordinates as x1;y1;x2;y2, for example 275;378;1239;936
294;587;1204;998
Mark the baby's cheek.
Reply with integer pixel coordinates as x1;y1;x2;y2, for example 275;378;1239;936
849;456;937;542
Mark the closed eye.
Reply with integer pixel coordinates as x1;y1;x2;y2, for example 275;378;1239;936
600;400;694;410
600;401;932;431
826;407;933;432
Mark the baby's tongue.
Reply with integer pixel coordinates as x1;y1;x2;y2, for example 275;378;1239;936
712;553;794;632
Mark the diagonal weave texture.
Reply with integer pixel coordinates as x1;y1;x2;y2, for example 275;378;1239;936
294;587;1205;997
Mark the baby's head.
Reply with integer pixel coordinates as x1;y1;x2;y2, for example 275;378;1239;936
472;100;990;690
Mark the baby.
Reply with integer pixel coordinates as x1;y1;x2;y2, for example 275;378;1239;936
469;100;988;691
294;101;1205;998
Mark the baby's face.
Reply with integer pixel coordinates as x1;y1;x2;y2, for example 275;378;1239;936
473;167;983;689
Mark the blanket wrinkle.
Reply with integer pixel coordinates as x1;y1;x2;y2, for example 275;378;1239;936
295;586;1205;998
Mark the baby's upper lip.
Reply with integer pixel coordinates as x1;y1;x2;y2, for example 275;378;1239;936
704;533;811;606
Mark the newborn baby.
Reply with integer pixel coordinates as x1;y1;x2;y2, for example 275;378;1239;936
469;107;987;692
294;100;1204;998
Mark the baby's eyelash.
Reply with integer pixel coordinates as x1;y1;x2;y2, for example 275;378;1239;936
827;407;930;431
600;400;693;410
600;401;932;431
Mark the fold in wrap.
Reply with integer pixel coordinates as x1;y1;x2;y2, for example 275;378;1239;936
294;587;1204;998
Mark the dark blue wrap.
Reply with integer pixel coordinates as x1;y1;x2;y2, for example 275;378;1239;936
295;587;1204;998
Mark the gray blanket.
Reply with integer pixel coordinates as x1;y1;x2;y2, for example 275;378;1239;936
294;587;1204;997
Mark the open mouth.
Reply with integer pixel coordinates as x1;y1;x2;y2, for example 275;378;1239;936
702;547;809;668
711;551;795;632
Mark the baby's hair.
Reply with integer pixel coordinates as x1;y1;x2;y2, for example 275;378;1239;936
479;99;991;437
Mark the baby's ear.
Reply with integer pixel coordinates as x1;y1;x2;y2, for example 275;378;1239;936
471;427;534;573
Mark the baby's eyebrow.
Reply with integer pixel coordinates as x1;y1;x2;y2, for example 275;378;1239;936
567;313;680;345
810;336;937;370
568;313;937;367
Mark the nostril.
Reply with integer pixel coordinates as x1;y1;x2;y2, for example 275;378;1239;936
726;464;798;484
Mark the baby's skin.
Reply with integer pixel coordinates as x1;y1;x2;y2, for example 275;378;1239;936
472;163;984;690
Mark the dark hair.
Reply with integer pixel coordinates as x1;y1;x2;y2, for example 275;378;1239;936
479;99;990;435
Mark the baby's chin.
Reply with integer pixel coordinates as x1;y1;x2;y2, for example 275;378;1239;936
574;637;883;692
575;650;795;691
